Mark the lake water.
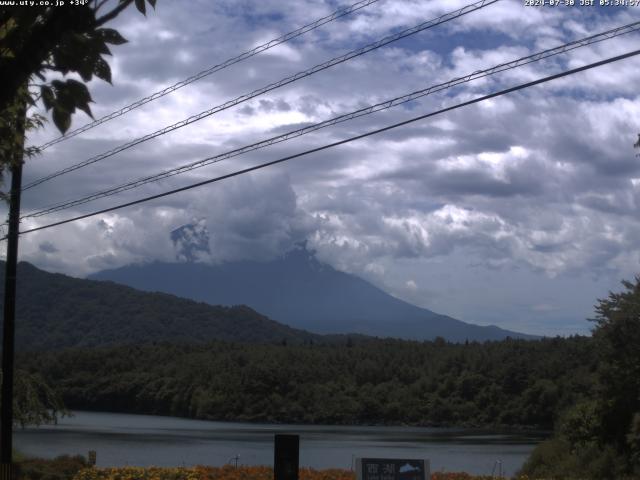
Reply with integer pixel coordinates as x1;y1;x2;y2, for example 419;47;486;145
14;411;546;477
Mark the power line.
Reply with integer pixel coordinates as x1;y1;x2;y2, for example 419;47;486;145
13;48;640;239
21;20;640;220
22;0;499;191
35;0;383;151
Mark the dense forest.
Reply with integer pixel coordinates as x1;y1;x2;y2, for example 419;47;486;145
19;336;594;429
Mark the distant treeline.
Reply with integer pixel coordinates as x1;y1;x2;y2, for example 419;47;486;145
20;336;595;428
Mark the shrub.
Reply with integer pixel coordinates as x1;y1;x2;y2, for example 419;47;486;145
16;454;88;480
518;437;628;479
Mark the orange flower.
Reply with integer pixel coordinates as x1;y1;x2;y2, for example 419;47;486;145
74;466;535;480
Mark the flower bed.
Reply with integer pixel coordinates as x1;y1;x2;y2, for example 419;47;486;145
72;466;523;480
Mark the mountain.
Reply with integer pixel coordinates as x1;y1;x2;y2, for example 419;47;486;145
90;246;535;342
0;261;320;351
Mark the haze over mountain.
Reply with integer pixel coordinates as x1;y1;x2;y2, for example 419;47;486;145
0;261;320;351
90;243;536;342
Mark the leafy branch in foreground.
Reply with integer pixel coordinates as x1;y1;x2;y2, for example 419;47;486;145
0;0;157;189
0;369;67;427
0;0;156;132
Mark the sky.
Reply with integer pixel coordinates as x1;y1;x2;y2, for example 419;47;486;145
4;0;640;337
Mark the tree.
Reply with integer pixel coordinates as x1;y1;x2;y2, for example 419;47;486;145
0;86;40;199
0;369;67;428
0;0;157;176
1;1;157;471
521;278;640;479
592;277;640;464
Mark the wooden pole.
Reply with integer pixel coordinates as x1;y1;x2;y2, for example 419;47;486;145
0;95;26;480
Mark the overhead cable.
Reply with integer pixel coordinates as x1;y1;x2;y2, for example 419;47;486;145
13;48;640;238
23;0;500;191
21;19;640;220
35;0;383;151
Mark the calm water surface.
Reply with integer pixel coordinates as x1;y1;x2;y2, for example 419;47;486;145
14;411;546;476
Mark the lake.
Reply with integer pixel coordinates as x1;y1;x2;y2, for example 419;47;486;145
14;411;546;477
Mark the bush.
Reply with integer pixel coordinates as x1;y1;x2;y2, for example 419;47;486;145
518;437;628;479
15;455;88;480
519;437;581;478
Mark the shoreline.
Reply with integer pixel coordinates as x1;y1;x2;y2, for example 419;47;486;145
54;409;552;436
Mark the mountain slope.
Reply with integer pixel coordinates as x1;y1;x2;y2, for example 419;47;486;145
90;247;535;341
0;261;319;351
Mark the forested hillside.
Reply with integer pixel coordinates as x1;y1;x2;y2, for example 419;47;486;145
0;261;320;350
20;336;595;428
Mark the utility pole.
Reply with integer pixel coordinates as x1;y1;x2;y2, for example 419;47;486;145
0;95;26;480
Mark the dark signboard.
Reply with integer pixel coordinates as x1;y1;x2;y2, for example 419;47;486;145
274;434;299;480
357;458;428;480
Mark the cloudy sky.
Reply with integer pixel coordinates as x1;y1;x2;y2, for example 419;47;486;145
5;0;640;336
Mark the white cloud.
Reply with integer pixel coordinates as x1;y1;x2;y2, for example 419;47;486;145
406;279;418;291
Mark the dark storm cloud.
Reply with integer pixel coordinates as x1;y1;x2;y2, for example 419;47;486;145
578;192;637;217
420;166;544;198
259;98;292;113
545;125;640;177
237;105;256;116
196;173;317;262
38;241;58;254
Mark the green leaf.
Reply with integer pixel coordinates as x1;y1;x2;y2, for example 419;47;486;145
50;80;77;113
64;79;94;118
40;86;54;111
134;0;146;15
65;79;93;105
147;0;157;7
50;81;79;117
76;102;93;118
54;33;100;81
52;107;71;134
54;92;76;115
76;55;94;82
92;37;112;56
93;57;111;83
97;28;127;45
25;93;37;107
51;48;73;75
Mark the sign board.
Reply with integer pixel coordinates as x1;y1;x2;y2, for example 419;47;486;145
356;458;429;480
274;434;299;480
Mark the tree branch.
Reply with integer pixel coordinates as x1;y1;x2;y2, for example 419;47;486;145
96;0;133;26
95;0;111;11
0;8;92;112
